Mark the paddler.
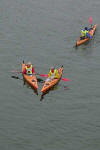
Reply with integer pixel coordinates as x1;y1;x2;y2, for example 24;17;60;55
46;66;59;81
23;61;35;76
80;27;93;40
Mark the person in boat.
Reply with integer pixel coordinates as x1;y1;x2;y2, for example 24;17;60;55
80;27;93;40
89;25;94;31
23;62;35;75
46;67;59;81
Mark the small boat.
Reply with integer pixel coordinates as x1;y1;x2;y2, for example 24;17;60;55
41;66;63;94
22;61;38;91
76;24;98;47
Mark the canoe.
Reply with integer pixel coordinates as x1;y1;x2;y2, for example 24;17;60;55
41;66;63;94
22;62;38;90
76;24;98;47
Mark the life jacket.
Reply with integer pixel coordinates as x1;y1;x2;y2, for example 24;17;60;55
49;69;59;78
81;30;88;37
25;65;32;75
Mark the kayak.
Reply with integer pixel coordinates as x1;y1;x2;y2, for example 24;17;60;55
22;61;38;90
41;66;63;94
76;24;98;47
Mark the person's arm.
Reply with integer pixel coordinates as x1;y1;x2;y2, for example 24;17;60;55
32;67;35;74
86;32;92;39
48;71;51;77
23;68;27;74
88;27;92;31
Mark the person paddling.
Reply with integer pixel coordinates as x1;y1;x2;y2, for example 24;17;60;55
46;67;59;81
23;62;35;76
80;27;93;40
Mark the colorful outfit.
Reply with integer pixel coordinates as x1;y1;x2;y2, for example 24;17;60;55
81;30;88;37
46;69;59;82
23;64;35;75
48;69;59;78
81;29;92;39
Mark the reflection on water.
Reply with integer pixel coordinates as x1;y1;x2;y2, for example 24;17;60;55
11;75;23;80
11;75;39;95
40;83;69;101
37;78;44;83
40;84;59;101
23;80;38;95
40;84;69;101
11;75;69;100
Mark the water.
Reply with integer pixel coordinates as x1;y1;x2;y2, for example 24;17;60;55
0;0;100;149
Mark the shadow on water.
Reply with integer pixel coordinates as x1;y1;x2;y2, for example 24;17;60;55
11;75;39;95
37;78;44;83
40;83;69;101
40;84;58;101
11;76;69;98
24;80;38;95
23;77;45;96
74;40;90;50
11;75;22;80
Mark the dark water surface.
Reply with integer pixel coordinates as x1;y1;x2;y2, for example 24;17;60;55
0;0;100;149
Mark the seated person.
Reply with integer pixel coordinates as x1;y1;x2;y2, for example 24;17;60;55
46;67;59;81
80;27;93;40
23;62;35;76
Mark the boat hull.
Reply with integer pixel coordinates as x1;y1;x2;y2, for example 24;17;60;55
76;24;98;47
22;63;38;90
41;67;63;94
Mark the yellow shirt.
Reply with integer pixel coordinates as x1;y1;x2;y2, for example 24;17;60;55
81;30;88;37
48;69;59;78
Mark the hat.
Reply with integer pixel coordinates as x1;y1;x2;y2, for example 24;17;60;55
27;61;31;65
84;27;88;30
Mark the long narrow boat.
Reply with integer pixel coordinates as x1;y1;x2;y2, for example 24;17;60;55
22;61;38;91
41;66;63;94
76;24;98;47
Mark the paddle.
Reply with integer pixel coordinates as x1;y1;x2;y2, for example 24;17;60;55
11;75;22;80
39;74;70;82
89;16;93;27
11;71;44;82
11;75;44;83
11;71;70;82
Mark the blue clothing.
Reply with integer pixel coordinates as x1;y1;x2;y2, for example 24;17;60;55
86;32;92;39
87;27;92;31
88;27;93;31
86;27;93;31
